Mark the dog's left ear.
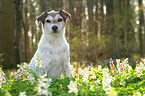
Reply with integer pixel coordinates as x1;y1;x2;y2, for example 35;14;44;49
59;10;71;22
37;11;48;23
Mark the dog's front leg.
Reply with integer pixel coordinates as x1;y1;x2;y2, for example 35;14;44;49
63;59;70;77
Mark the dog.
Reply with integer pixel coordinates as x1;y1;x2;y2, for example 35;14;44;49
30;10;71;79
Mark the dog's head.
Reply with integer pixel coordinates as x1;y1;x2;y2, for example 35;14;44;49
37;10;71;34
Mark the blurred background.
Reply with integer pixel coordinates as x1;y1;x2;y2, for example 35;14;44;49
0;0;145;68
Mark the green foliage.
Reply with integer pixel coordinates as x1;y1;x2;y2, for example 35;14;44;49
9;79;37;96
0;58;145;95
0;53;4;66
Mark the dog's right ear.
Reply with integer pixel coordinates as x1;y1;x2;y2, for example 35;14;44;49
59;10;71;22
37;11;48;23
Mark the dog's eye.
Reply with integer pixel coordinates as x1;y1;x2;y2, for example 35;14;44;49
46;19;51;23
58;18;62;22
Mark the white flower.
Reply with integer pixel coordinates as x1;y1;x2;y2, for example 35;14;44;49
120;79;125;86
90;73;96;79
78;67;83;75
135;62;144;77
102;68;112;94
67;81;78;94
19;91;26;96
117;58;132;75
133;91;141;96
37;74;52;96
78;67;91;83
90;68;96;79
27;74;36;85
16;62;31;78
0;67;6;88
90;84;95;90
82;72;89;83
70;65;77;78
116;59;122;73
123;58;132;72
98;65;102;71
95;79;101;84
35;53;47;75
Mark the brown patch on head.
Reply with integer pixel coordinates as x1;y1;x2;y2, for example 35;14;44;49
37;11;48;24
59;10;71;22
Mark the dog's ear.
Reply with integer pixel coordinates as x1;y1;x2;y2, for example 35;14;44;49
37;11;48;23
59;10;71;22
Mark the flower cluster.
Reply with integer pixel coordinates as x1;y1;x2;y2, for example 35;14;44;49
67;80;78;94
19;91;26;96
27;73;35;85
1;58;145;95
97;65;102;71
116;58;132;75
35;53;47;75
116;59;123;73
79;67;90;83
110;58;117;75
102;68;112;94
17;62;30;77
78;66;96;83
135;62;145;77
17;63;36;85
70;65;77;78
0;67;6;88
37;74;52;96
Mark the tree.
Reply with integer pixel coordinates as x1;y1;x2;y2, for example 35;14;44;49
39;0;47;12
0;0;15;68
105;0;114;57
138;0;144;56
14;0;23;65
22;0;29;62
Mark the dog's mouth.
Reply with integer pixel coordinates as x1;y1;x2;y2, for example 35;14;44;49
53;31;58;33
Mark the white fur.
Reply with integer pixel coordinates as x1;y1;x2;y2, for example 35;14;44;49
30;13;70;79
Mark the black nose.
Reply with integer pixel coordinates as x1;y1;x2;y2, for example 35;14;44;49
52;26;58;32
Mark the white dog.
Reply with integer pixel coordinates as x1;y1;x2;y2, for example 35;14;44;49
30;10;71;79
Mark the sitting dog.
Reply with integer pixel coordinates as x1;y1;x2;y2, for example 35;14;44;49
30;10;71;79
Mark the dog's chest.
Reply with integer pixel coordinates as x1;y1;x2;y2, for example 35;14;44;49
38;43;69;66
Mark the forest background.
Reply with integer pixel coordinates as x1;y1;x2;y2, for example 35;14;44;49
0;0;145;68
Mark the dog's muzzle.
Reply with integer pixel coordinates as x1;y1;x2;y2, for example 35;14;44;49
52;25;58;33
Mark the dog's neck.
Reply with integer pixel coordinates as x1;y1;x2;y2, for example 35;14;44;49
39;27;66;45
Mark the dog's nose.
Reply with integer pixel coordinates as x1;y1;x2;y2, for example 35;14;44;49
52;26;58;32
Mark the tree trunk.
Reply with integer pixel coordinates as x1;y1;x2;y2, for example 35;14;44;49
105;0;114;35
138;0;144;56
49;0;63;10
105;0;114;57
22;0;29;62
14;0;23;64
39;0;46;12
114;0;120;58
0;0;15;68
